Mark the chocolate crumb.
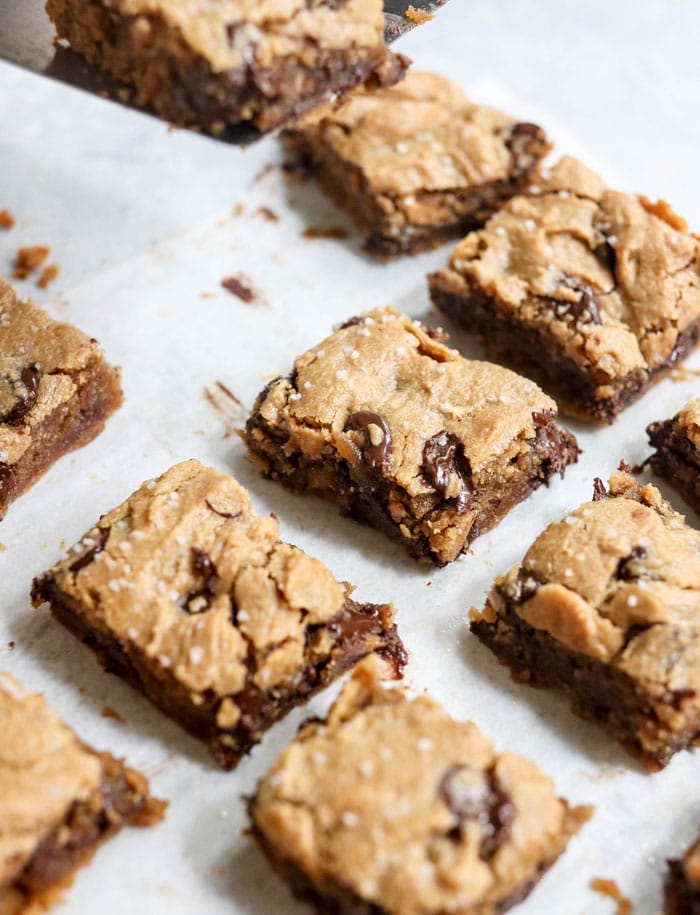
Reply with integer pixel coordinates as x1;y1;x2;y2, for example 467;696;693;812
7;641;15;650
13;246;50;280
302;226;349;240
592;478;609;501
203;381;246;438
0;209;15;229
422;431;473;510
101;705;126;723
405;4;434;23
221;273;266;305
204;498;242;520
590;878;632;915
254;206;280;223
37;264;60;289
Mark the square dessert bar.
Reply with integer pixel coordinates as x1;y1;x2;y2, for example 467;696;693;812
45;0;407;134
666;833;700;915
429;156;700;422
245;307;578;566
0;278;122;520
471;470;700;768
647;398;700;514
31;460;405;770
0;672;164;915
249;659;591;915
290;70;550;258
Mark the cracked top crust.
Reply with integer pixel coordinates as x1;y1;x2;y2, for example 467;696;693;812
434;156;700;383
0;672;102;887
109;0;389;73
32;460;348;702
298;69;545;198
0;278;108;467
483;471;700;703
252;658;590;915
249;306;559;489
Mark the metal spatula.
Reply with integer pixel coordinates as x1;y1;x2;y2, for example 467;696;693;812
0;0;444;143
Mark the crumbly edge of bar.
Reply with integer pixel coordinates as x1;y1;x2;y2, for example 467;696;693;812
0;354;123;520
31;576;406;770
290;127;549;259
430;274;700;424
5;751;164;914
470;587;699;769
245;404;578;566
647;418;700;515
665;859;700;915
45;0;407;133
247;786;585;915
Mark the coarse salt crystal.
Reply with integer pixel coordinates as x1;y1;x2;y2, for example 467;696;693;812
524;218;536;231
627;594;639;607
189;646;204;665
495;226;506;237
237;610;250;622
303;380;312;389
336;369;348;380
417;737;432;752
341;811;359;827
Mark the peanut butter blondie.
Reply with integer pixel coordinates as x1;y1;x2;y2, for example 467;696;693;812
0;278;123;520
249;659;592;915
0;672;164;915
245;307;578;566
647;398;700;513
31;460;405;769
429;156;700;422
45;0;408;134
471;470;700;768
290;70;549;257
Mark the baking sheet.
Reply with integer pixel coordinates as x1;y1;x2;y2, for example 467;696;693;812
2;3;700;913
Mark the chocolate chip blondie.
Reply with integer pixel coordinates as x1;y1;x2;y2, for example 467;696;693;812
45;0;408;134
471;470;700;768
647;398;700;514
31;460;405;769
429;156;700;422
245;307;578;566
0;671;164;915
289;70;550;257
249;658;592;914
0;278;123;520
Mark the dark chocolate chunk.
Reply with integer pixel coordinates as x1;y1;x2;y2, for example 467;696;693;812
2;365;40;427
616;545;648;581
532;408;556;427
542;274;602;326
595;239;618;276
192;548;216;580
422;431;473;510
182;548;218;614
338;315;366;329
534;421;573;478
346;411;392;471
69;527;110;574
507;122;545;172
439;766;515;858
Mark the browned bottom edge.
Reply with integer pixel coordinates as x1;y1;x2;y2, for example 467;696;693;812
5;753;164;915
45;0;407;133
247;801;579;915
665;860;700;915
430;279;700;424
471;595;697;769
0;356;123;520
33;580;406;770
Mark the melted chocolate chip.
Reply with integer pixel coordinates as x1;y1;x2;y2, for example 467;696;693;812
532;409;556;427
507;122;545;171
182;548;218;613
592;478;609;501
439;766;516;858
204;499;242;520
422;431;473;511
505;573;540;603
2;365;40;426
192;548;216;579
616;545;648;581
542;273;603;326
69;527;110;574
534;422;571;478
422;324;449;342
595;239;618;276
346;411;392;471
231;677;276;740
338;315;365;329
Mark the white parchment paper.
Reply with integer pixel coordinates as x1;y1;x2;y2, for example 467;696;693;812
1;3;700;912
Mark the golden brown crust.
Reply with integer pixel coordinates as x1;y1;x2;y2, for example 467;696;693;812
431;156;700;412
250;659;591;914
